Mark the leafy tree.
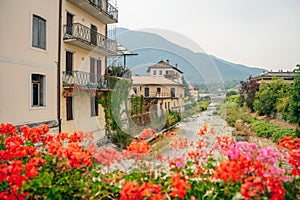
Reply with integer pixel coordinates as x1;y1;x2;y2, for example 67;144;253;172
254;79;291;117
226;90;237;98
238;79;259;111
289;65;300;132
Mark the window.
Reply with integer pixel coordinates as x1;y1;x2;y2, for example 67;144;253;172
144;87;149;97
90;57;101;84
90;57;95;83
171;88;175;98
32;15;46;49
156;87;161;94
66;12;73;35
31;74;45;107
96;60;101;83
159;70;162;75
66;51;73;75
66;97;73;120
133;87;137;94
153;70;156;75
91;96;99;117
91;24;97;45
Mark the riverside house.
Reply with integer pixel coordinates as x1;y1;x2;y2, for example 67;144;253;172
0;1;130;140
131;60;185;117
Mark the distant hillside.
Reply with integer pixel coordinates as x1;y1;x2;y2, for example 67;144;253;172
115;28;266;86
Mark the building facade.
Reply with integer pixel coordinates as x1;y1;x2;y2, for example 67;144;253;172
0;1;59;128
0;1;125;140
60;0;119;139
147;60;183;84
251;71;298;84
132;76;185;116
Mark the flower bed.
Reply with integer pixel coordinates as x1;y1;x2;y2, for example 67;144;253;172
0;123;299;199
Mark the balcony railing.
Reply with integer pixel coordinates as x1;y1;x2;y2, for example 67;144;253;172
62;70;121;90
143;92;183;99
63;23;117;56
67;0;118;23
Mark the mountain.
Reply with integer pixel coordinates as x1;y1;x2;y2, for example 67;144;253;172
114;28;266;86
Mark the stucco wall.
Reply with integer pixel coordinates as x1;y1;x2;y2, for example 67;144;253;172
0;1;58;125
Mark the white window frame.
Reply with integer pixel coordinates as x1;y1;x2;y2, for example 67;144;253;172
30;73;47;109
30;13;48;53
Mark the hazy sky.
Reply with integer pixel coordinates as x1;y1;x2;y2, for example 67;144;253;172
117;0;300;71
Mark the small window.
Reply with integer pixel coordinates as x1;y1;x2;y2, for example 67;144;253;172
171;88;175;98
32;15;46;49
144;87;149;97
66;97;73;120
91;96;99;117
159;70;162;75
133;87;137;94
157;87;161;93
153;70;156;75
31;74;46;107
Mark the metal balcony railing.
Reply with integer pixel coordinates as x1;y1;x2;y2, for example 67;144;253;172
88;0;118;22
62;71;120;90
66;0;118;23
143;92;183;99
63;23;117;54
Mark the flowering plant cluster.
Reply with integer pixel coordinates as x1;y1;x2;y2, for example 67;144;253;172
0;123;299;199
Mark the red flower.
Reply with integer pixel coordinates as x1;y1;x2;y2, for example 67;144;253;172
120;180;163;200
126;140;152;154
170;173;191;199
0;123;16;135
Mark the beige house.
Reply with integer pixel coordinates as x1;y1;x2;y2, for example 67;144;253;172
0;1;59;128
147;60;183;84
0;1;127;139
132;76;185;116
60;0;120;139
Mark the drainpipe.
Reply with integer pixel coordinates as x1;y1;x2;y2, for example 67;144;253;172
57;0;62;133
105;24;107;69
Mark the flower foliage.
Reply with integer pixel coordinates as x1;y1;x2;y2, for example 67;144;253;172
0;123;299;199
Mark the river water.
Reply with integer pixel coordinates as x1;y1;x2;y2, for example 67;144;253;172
155;102;234;157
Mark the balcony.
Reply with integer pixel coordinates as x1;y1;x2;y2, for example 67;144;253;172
62;70;123;91
63;23;117;56
67;0;118;23
143;92;183;99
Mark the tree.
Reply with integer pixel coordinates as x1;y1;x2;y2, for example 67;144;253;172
289;65;300;130
238;79;259;111
253;79;290;117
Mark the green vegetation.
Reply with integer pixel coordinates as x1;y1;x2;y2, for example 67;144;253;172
253;79;291;117
289;65;300;135
98;79;133;148
252;120;296;142
234;66;300;139
163;111;181;128
225;102;296;142
182;101;210;118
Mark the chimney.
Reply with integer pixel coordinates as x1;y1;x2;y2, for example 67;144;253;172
166;59;169;64
175;63;178;68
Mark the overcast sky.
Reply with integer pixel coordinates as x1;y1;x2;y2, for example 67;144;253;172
117;0;300;71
